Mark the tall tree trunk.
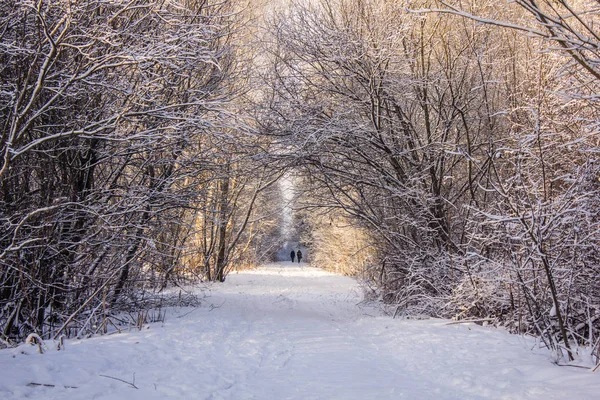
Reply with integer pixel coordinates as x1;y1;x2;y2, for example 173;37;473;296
215;177;230;282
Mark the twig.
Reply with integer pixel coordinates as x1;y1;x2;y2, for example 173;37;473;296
175;308;198;318
209;301;225;311
106;317;122;334
99;373;138;389
592;361;600;373
53;269;121;340
445;318;495;325
554;363;591;370
28;382;78;389
56;335;66;351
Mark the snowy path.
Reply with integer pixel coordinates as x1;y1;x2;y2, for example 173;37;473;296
1;262;599;399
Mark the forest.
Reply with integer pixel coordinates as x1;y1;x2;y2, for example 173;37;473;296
1;0;599;363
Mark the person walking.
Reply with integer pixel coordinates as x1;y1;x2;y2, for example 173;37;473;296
297;249;303;263
290;250;296;263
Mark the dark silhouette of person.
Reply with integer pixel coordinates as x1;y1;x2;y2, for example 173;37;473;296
290;250;296;263
297;250;303;263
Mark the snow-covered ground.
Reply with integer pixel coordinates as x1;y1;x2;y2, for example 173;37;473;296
1;262;599;400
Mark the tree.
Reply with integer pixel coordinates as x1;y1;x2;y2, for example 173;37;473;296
426;0;600;361
262;0;506;313
259;0;600;361
0;0;250;342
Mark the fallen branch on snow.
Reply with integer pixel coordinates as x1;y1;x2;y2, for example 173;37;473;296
445;318;495;325
553;363;591;370
99;373;138;389
28;382;78;389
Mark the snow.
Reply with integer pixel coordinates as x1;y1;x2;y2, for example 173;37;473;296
1;262;599;400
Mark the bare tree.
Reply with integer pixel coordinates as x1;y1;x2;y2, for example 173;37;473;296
259;0;600;362
0;0;263;343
